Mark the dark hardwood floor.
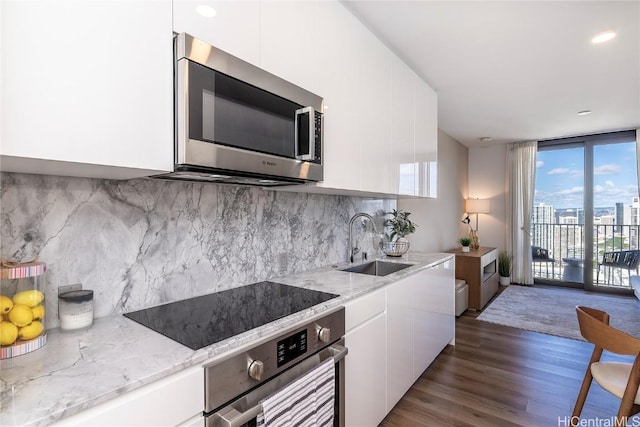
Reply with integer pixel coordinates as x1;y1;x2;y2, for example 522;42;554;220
380;294;636;427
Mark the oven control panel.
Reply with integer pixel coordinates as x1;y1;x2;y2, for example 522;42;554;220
204;306;345;414
277;329;308;367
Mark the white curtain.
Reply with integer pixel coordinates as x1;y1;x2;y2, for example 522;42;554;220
506;141;538;285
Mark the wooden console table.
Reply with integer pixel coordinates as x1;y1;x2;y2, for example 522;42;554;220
450;246;499;310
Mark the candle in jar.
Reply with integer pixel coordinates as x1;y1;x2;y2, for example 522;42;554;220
58;290;94;331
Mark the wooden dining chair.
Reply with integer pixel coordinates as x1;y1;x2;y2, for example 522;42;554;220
571;306;640;427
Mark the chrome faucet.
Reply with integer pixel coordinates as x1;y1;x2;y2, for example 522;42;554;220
348;213;379;263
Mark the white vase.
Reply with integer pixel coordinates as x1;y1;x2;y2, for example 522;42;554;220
499;276;511;286
382;237;410;257
462;246;470;253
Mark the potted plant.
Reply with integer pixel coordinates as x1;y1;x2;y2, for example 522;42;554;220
458;237;472;252
498;250;512;286
382;209;418;257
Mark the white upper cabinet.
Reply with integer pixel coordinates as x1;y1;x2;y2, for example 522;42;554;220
0;0;174;179
414;78;438;198
173;0;261;66
260;1;317;92
314;1;361;191
313;1;396;196
356;30;393;195
1;0;437;191
391;57;417;196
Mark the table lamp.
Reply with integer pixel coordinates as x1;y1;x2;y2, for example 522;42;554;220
465;198;490;250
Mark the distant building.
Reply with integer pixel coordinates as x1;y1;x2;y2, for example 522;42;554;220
560;216;578;224
600;215;615;225
532;203;555;256
533;203;554;224
616;202;624;232
630;197;640;248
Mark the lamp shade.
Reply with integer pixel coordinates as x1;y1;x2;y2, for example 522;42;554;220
466;198;490;214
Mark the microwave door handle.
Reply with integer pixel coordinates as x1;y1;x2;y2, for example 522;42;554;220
295;107;315;161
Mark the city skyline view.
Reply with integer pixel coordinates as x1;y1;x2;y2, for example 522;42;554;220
534;141;638;209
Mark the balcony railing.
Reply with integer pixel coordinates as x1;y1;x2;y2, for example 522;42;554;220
531;223;640;289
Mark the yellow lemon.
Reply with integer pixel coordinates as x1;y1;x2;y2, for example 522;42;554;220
9;304;33;327
0;295;13;313
18;321;43;341
31;304;45;320
0;321;19;346
13;290;44;308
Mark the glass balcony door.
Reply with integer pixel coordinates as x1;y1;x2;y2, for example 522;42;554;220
592;141;639;290
533;145;585;286
533;131;638;294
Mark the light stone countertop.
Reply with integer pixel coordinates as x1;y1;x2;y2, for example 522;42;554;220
0;252;452;427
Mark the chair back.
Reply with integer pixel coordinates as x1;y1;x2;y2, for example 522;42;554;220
576;306;640;356
622;251;640;270
600;250;640;270
532;246;553;261
602;252;621;266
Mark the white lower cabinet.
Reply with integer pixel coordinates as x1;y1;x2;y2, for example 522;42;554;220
413;258;455;379
344;289;387;427
385;276;415;410
343;260;455;424
345;313;387;427
52;366;203;427
177;414;204;427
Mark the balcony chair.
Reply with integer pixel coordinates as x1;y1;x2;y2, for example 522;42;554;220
571;306;640;427
596;250;640;285
532;246;555;263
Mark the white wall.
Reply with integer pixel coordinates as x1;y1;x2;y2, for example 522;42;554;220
468;144;507;251
399;130;468;252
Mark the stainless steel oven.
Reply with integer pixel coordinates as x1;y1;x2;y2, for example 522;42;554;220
204;308;346;427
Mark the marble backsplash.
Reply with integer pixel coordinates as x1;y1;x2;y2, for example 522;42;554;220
0;173;394;328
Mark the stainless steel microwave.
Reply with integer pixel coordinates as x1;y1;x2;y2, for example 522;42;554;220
154;33;324;186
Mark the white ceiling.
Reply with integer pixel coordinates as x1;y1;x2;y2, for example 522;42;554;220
342;1;640;148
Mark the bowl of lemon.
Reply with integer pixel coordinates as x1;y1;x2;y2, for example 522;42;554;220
1;261;47;359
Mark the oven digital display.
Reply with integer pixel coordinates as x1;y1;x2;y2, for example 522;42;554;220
277;329;307;367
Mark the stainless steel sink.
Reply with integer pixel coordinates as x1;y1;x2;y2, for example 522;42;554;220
341;260;412;276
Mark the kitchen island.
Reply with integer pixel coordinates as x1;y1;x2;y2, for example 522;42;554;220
0;252;452;427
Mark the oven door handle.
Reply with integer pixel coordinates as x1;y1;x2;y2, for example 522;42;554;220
217;344;348;427
327;344;348;361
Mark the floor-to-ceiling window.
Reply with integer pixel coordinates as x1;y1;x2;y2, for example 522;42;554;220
533;130;638;294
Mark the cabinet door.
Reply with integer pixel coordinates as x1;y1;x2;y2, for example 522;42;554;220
260;1;317;92
1;0;173;179
177;414;204;427
345;313;387;427
173;0;260;66
357;32;393;195
53;366;204;426
413;260;455;379
414;79;438;198
314;1;361;191
386;277;414;411
391;57;416;196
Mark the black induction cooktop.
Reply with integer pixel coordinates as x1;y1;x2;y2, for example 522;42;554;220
124;281;339;350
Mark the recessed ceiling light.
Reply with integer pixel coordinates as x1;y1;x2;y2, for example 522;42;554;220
480;137;492;143
591;31;616;44
577;110;592;116
196;5;217;18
